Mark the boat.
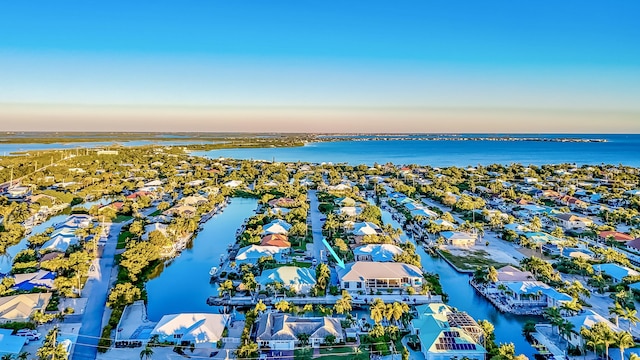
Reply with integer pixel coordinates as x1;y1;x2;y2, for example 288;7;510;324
209;266;218;277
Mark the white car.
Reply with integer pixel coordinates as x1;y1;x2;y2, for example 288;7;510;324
16;329;41;341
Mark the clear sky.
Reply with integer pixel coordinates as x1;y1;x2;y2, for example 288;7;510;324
1;1;639;133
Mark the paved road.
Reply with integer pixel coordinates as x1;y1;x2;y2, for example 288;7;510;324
72;221;122;360
307;190;325;262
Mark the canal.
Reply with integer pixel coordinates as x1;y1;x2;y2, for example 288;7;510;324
145;197;258;321
377;200;537;357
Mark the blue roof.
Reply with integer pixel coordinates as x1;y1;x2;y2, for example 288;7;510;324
592;263;640;280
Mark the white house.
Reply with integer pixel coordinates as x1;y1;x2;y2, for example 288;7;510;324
150;313;229;348
256;313;343;350
234;245;288;265
353;244;403;262
256;266;316;295
554;213;593;231
263;220;292;235
337;261;423;292
440;231;477;247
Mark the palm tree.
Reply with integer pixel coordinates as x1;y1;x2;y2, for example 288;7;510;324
1;354;14;360
609;302;625;327
581;326;603;357
486;266;499;283
370;298;386;324
614;331;635;360
254;300;267;314
275;300;290;313
621;308;640;332
390;302;404;325
369;324;385;339
139;345;154;360
334;290;353;315
16;353;28;360
543;307;563;335
298;333;310;347
386;325;400;341
559;320;575;348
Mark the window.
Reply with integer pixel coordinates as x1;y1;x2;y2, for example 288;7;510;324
356;282;362;289
344;282;350;289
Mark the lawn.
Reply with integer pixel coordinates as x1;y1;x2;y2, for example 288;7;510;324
112;215;133;223
117;231;133;249
318;345;369;360
149;209;162;216
438;249;508;271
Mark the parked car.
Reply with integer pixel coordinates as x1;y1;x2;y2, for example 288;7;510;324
312;259;318;266
16;329;41;341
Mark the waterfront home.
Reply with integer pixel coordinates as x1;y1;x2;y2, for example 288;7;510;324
353;244;403;262
268;198;297;208
144;180;164;187
263;220;292;235
12;270;55;291
41;234;78;253
495;266;535;282
234;245;289;265
142;223;169;240
0;293;52;323
150;313;229;348
351;222;382;243
181;195;209;207
522;232;562;247
256;312;343;350
440;231;477;247
503;223;527;234
163;204;197;218
337;206;361;217
592;263;640;283
410;303;486;360
59;214;93;228
432;219;456;229
598;231;634;243
554;213;593;230
223;180;243;188
563;310;621;348
0;329;25;357
256;266;316;294
561;247;595;260
499;281;572;308
337;261;423;292
334;197;356;207
260;234;291;248
327;183;350;192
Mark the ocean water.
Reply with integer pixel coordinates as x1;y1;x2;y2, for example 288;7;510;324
195;134;640;167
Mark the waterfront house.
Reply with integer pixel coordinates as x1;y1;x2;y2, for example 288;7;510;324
554;213;593;231
235;245;289;265
353;244;403;262
150;313;229;349
563;310;621;348
334;197;356;207
495;266;535;282
256;266;316;294
351;222;381;236
337;206;361;217
337;261;423;292
163;204;197;218
41;234;78;253
592;263;639;283
440;231;477;247
181;195;209;207
256;312;343;350
12;270;55;291
561;247;595;260
410;303;486;360
268;198;297;208
142;223;169;240
500;281;572;308
260;234;291;248
263;220;292;236
0;293;52;323
223;180;243;188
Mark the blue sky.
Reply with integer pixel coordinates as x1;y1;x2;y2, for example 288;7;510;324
1;1;639;132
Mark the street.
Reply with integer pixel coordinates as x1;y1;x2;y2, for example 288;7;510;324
308;190;326;262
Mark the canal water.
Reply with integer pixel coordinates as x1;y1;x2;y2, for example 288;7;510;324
145;198;258;321
0;212;70;274
377;201;537;357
